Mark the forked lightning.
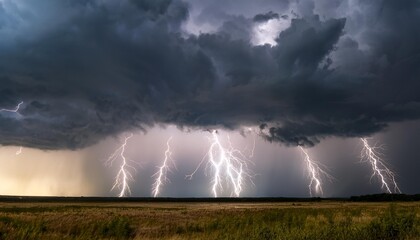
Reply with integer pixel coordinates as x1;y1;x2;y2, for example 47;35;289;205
299;146;332;197
106;133;136;197
0;100;404;197
152;136;174;197
360;138;401;193
187;130;253;197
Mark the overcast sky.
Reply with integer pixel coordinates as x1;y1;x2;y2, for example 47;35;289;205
0;0;419;197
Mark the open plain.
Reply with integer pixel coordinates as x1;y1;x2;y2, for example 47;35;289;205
0;197;419;239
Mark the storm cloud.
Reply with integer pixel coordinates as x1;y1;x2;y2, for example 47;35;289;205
253;11;279;23
0;0;420;150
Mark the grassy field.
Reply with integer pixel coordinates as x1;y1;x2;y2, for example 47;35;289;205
0;200;418;239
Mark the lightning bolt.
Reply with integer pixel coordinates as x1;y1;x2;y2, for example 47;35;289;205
187;130;253;197
1;101;24;154
16;146;23;155
152;136;174;197
245;127;257;158
360;138;401;193
106;133;136;197
299;146;332;197
0;101;23;113
249;135;256;158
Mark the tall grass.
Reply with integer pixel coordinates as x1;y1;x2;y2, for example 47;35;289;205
0;202;418;239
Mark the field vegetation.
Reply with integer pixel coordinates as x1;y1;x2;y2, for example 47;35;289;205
0;200;418;239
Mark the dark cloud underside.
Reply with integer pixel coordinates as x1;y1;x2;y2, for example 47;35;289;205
253;11;279;23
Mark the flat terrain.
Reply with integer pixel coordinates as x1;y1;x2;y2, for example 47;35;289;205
0;199;419;239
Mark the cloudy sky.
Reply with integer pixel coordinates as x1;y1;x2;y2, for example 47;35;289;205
0;0;419;197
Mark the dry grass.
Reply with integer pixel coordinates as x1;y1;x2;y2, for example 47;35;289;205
0;201;418;239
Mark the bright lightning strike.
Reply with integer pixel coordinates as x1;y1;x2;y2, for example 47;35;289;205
152;136;174;197
299;146;332;197
1;101;24;154
106;133;136;197
187;130;253;197
360;138;401;193
16;146;23;155
0;101;23;113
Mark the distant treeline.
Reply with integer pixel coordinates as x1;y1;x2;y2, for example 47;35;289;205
0;194;418;203
349;193;420;202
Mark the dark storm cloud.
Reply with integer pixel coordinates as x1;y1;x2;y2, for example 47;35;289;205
0;0;420;149
253;11;279;23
